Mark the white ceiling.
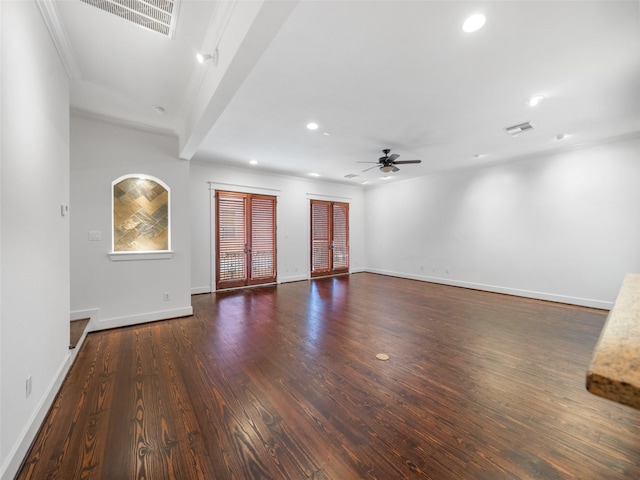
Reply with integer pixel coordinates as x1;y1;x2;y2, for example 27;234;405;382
55;0;639;186
56;0;218;133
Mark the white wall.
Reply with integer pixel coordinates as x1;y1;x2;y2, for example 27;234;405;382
70;115;192;330
190;161;366;293
365;136;640;309
1;1;71;478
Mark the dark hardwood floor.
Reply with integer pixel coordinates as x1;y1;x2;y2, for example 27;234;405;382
69;318;89;349
17;273;640;479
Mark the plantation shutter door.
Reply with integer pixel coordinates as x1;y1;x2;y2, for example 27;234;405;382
216;191;277;290
332;202;349;273
249;195;277;284
311;201;331;276
216;192;247;289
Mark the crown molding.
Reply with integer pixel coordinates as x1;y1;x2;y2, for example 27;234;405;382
363;130;640;191
35;0;82;80
485;129;640;170
71;107;179;139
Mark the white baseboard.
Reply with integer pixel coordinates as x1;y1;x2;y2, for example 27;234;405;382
93;306;194;331
69;327;89;364
194;272;369;291
70;307;99;322
191;286;211;295
0;353;71;480
1;303;194;478
365;269;613;310
278;274;308;283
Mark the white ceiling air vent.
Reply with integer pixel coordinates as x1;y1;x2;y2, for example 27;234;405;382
81;0;181;38
505;122;534;136
344;174;359;179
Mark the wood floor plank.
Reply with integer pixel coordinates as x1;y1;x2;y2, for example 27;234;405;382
16;273;640;479
70;318;89;349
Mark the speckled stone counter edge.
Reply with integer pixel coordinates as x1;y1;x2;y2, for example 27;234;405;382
587;273;640;410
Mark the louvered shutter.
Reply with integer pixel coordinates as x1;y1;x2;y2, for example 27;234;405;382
311;201;331;275
250;196;276;283
216;191;277;290
311;200;349;277
216;192;247;286
332;202;349;272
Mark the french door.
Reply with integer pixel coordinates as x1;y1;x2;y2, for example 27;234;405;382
310;200;349;278
215;191;276;290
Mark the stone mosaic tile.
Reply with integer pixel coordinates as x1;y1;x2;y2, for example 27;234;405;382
113;177;169;251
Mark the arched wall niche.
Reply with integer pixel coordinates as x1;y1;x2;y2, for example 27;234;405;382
112;174;171;252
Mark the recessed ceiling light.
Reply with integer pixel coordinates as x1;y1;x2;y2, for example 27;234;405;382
152;105;165;114
463;14;486;33
528;95;545;107
309;172;320;177
323;132;331;136
307;122;319;130
249;159;258;165
555;133;567;141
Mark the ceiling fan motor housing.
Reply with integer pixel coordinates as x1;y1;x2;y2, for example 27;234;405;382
360;149;421;173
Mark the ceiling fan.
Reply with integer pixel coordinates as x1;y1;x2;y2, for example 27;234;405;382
359;149;422;173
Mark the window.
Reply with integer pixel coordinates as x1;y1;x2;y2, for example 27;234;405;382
216;191;277;290
310;200;349;277
112;175;170;253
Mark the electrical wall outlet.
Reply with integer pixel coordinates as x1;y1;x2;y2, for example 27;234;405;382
164;292;170;301
26;376;32;398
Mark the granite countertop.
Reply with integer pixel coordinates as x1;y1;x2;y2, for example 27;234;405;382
587;273;640;409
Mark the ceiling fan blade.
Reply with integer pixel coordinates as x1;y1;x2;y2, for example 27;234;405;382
361;164;380;172
392;159;422;164
387;153;400;162
356;161;378;164
392;165;400;172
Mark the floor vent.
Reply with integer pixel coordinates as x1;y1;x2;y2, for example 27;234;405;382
505;121;534;136
81;0;180;38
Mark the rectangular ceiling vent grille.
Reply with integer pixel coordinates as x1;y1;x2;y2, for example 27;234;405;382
344;174;359;179
505;122;534;136
81;0;180;38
